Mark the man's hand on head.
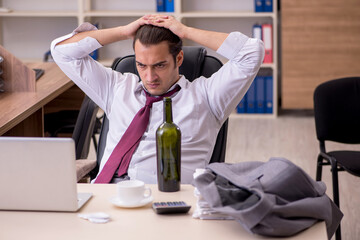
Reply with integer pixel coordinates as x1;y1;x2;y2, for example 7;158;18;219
123;15;153;39
144;14;189;39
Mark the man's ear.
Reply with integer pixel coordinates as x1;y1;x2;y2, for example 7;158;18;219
176;50;184;68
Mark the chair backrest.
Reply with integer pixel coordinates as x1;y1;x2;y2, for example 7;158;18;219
96;46;228;170
313;77;360;144
72;95;99;159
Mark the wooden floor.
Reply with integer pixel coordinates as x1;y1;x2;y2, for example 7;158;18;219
88;110;359;240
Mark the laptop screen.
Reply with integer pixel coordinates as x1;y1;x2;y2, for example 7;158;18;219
0;137;85;211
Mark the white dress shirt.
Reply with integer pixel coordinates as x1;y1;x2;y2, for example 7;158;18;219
51;23;264;184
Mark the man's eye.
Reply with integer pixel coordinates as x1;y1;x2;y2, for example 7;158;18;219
155;64;165;68
137;63;146;69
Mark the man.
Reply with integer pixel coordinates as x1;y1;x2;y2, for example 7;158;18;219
51;15;264;184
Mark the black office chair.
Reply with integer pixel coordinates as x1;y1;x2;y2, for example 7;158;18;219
91;46;228;179
72;95;100;160
44;100;102;152
70;95;100;182
314;77;360;240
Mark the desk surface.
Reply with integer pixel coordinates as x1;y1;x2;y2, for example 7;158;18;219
0;184;327;240
0;62;74;135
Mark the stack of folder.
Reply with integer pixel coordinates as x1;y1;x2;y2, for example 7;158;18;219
254;0;273;12
253;23;273;64
237;21;274;115
237;69;273;114
156;0;174;12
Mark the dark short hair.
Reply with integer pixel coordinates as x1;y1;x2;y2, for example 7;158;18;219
133;24;182;63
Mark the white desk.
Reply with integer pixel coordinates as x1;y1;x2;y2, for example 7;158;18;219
0;184;327;240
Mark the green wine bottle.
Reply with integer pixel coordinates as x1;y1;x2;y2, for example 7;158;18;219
156;97;181;192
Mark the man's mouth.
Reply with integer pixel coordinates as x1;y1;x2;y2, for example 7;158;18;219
147;83;160;89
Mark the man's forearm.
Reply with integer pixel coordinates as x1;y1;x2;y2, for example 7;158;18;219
56;15;229;51
57;26;128;46
183;27;228;52
57;16;149;46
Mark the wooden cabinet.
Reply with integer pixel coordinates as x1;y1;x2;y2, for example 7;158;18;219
281;0;360;109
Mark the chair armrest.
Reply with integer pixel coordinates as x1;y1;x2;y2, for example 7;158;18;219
75;159;97;182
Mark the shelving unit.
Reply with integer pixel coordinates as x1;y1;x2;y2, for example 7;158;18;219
0;0;278;117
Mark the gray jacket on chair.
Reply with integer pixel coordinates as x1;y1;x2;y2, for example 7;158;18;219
192;157;343;239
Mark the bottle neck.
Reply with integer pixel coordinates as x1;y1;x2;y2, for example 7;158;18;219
163;97;173;123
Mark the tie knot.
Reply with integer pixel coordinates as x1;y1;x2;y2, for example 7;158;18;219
145;95;161;107
144;85;181;107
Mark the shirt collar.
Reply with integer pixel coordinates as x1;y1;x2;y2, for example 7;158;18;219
134;75;187;95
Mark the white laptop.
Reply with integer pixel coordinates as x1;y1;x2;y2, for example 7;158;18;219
0;137;92;212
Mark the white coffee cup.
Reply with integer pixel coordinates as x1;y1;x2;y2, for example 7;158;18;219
116;180;152;203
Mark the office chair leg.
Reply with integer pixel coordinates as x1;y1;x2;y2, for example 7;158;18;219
331;160;340;207
335;225;341;240
331;159;341;240
316;155;323;181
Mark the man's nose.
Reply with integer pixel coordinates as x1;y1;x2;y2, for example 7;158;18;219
145;68;158;81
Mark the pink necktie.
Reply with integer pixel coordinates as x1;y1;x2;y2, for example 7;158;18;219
95;85;181;183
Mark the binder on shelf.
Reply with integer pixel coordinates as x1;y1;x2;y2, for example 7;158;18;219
254;0;263;12
156;0;165;12
252;24;262;40
237;96;246;113
262;23;273;63
246;80;256;113
255;75;265;113
263;0;273;12
165;0;174;12
265;75;273;114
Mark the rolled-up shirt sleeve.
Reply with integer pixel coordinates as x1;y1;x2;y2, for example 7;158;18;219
50;22;101;60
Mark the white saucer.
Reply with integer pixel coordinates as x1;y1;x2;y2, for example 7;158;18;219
109;195;154;208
